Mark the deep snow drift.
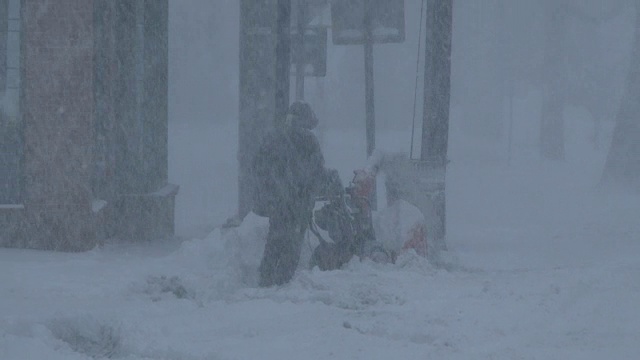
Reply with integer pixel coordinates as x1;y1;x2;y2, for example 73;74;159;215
2;125;640;359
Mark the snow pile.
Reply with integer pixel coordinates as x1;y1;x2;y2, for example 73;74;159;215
230;252;436;310
46;315;123;359
374;198;427;254
129;212;269;303
133;206;433;307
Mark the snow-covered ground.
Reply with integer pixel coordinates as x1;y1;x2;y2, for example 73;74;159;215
2;123;640;359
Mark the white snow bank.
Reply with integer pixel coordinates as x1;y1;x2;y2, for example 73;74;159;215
374;199;427;254
3;130;640;359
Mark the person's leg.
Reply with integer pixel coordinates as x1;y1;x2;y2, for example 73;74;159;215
259;216;286;287
259;214;307;287
275;218;307;284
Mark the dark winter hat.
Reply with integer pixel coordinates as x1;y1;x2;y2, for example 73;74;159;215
287;101;319;130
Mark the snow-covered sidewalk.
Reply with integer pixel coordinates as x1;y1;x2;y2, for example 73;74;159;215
1;237;638;359
2;155;640;359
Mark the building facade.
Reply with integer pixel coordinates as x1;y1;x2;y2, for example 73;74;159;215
0;0;176;251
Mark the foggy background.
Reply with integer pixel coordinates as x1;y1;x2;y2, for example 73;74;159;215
167;0;635;237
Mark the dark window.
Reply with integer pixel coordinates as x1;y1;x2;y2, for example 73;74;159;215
93;0;168;197
0;0;22;204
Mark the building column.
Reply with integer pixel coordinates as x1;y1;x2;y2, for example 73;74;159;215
21;0;97;250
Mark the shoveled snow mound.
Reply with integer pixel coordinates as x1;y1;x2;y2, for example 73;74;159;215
374;198;426;253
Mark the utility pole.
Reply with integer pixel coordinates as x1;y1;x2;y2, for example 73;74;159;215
363;2;375;158
540;0;567;161
363;2;377;209
238;0;290;219
275;0;292;126
295;0;306;100
421;0;453;252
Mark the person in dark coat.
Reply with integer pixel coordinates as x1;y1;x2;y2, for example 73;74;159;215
252;101;327;287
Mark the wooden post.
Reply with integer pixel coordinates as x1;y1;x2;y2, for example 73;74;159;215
274;0;292;125
363;1;376;209
421;0;453;252
295;0;305;100
238;0;290;218
238;0;278;218
363;2;375;158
